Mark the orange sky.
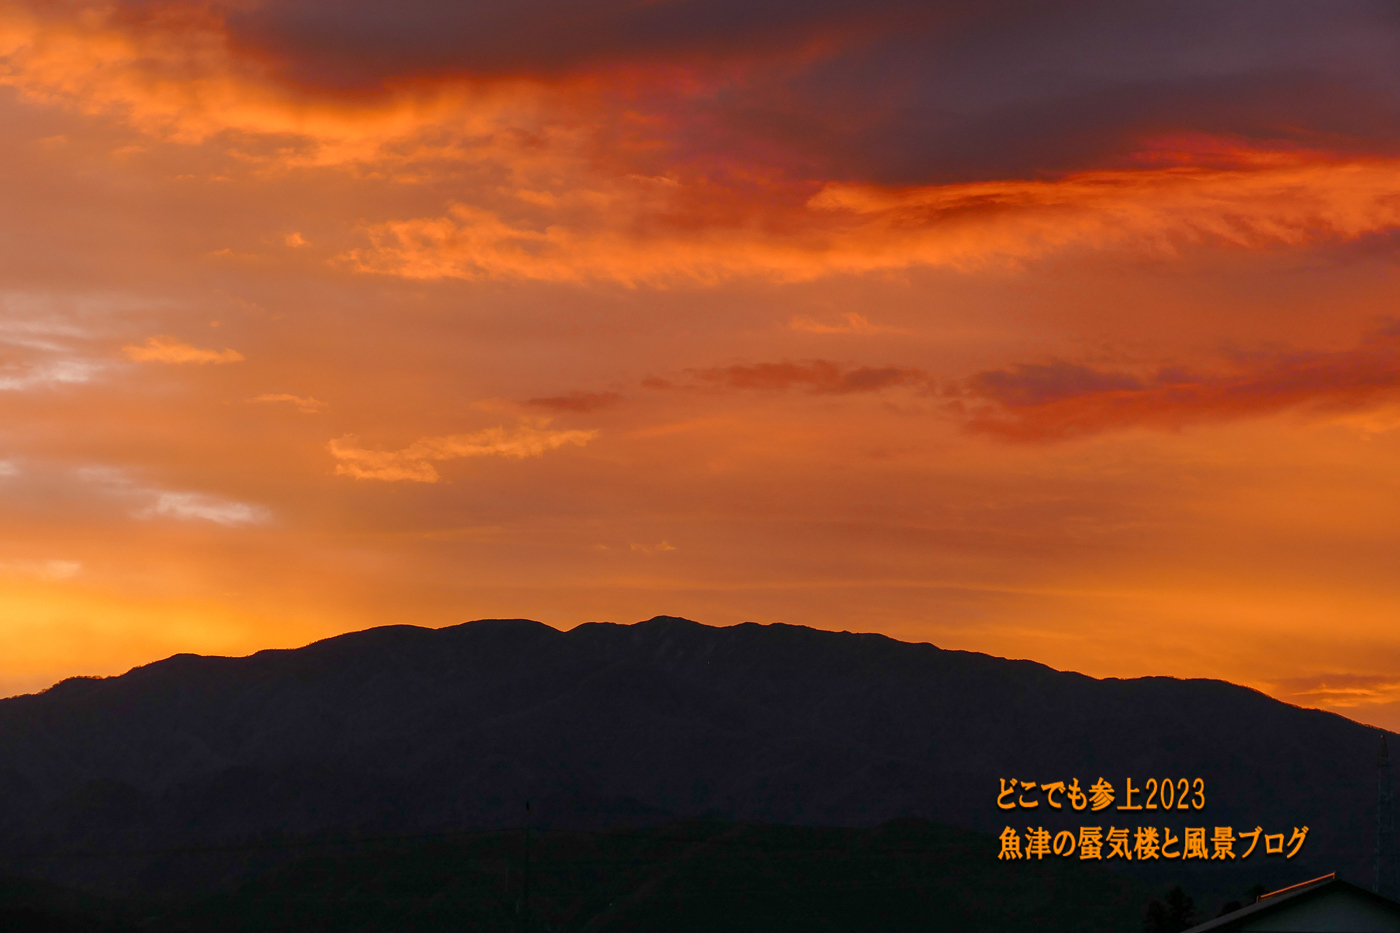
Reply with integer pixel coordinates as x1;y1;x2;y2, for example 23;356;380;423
3;0;1400;728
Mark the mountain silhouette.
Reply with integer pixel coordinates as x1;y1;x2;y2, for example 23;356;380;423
0;616;1388;904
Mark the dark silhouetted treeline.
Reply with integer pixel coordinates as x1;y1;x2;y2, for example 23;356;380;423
5;818;1165;932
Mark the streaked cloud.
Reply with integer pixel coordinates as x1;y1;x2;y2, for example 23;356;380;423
959;332;1400;441
0;559;81;581
965;361;1146;409
0;358;100;390
347;152;1400;284
0;1;527;162
0;309;104;390
124;336;244;365
806;152;1400;262
686;360;927;394
76;467;270;526
0;316;91;351
1272;673;1400;710
248;393;327;413
328;423;599;482
140;492;269;526
789;313;909;335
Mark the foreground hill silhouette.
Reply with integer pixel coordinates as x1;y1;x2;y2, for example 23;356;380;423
0;616;1389;908
1;819;1164;932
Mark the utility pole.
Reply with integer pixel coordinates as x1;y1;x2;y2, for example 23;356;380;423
1378;733;1396;898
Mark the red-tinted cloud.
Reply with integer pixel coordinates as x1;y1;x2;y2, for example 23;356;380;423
965;361;1144;408
687;360;927;394
351;153;1400;284
14;1;1400;188
962;331;1400;441
5;2;1399;292
215;0;942;89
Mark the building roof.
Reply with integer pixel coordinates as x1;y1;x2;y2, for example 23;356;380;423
1182;874;1400;933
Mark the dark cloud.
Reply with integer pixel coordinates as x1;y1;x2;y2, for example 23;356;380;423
965;361;1143;408
961;334;1400;441
166;0;1400;185
687;360;926;394
526;391;623;413
676;1;1400;184
212;0;946;89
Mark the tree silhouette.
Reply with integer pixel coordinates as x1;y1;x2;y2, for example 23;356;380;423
1144;886;1196;933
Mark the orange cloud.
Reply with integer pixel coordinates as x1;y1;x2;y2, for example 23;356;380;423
0;559;81;581
249;393;327;413
1271;673;1400;710
687;360;927;394
961;332;1400;441
802;153;1400;271
328;423;599;482
0;0;565;165
349;152;1400;284
8;5;1400;290
124;336;244;364
789;313;909;335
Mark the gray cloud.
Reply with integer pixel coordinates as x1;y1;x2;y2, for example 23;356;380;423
161;0;1400;185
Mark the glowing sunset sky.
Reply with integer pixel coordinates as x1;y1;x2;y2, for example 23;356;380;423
3;0;1400;727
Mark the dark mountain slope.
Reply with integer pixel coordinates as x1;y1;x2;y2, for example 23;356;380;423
0;616;1387;899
